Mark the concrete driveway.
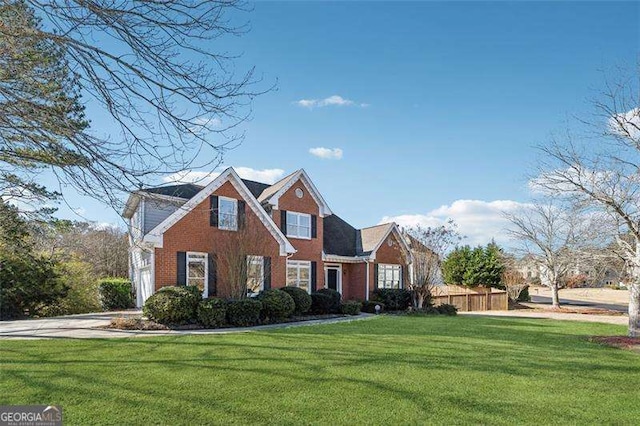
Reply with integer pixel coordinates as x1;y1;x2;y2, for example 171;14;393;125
0;311;375;339
0;311;143;339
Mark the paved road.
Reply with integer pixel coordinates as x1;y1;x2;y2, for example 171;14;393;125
0;311;376;340
530;295;628;313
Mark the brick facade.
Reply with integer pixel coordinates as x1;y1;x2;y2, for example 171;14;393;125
130;169;413;304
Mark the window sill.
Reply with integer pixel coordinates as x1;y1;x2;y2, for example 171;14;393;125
286;235;311;240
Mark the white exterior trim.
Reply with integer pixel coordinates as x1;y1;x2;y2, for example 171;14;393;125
142;168;296;255
324;264;342;294
267;169;332;217
369;223;413;263
322;252;369;263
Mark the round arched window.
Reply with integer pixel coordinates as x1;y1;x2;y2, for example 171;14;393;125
295;188;304;198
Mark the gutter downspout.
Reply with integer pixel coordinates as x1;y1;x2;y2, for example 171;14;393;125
365;259;370;301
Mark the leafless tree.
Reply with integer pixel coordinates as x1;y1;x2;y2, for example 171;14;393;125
33;220;128;277
505;200;604;308
404;221;461;308
533;67;640;336
215;227;272;299
1;0;265;211
501;257;529;303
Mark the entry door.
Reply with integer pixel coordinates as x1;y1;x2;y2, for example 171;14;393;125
325;266;341;293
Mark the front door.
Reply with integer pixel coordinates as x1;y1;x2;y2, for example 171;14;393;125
325;266;341;293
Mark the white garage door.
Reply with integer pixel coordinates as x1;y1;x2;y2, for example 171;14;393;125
138;268;154;308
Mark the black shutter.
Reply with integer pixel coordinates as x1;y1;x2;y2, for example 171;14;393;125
207;253;217;297
280;210;287;234
311;215;317;238
310;261;317;292
374;263;379;289
263;257;271;290
210;195;219;227
177;251;187;286
238;200;246;229
401;265;408;289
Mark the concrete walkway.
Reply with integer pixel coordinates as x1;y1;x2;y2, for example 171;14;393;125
0;311;376;340
460;309;628;326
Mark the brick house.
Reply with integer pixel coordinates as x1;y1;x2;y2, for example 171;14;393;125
123;168;413;307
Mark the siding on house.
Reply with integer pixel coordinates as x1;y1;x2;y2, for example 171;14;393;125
143;198;184;234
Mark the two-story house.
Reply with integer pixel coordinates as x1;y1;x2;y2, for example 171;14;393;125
123;167;412;307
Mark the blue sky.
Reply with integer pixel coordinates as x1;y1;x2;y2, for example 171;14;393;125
49;1;639;245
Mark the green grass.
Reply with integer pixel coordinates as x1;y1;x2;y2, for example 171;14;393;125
1;316;638;425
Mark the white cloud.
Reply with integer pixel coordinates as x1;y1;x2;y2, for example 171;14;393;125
164;167;286;185
609;107;640;140
294;95;367;109
381;199;531;247
189;116;223;133
309;147;343;160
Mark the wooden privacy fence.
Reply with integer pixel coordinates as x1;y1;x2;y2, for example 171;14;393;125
432;291;508;312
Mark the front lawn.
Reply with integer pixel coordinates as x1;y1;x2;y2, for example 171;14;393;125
1;316;638;425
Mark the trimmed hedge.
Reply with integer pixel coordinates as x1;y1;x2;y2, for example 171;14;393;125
197;298;227;328
310;292;333;314
340;300;362;316
316;288;341;313
361;300;385;314
257;289;295;320
142;285;201;325
226;299;262;327
372;288;412;311
99;278;134;311
437;303;458;316
281;286;312;315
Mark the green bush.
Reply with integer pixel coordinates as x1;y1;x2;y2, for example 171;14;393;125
99;278;134;311
142;285;201;325
517;286;531;302
310;292;334;314
340;300;362;316
436;304;458;316
316;288;341;313
257;289;295;320
281;286;312;315
197;298;227;328
361;300;385;314
226;299;262;327
39;261;101;317
372;288;412;311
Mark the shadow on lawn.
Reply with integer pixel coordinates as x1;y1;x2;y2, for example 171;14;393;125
1;316;637;424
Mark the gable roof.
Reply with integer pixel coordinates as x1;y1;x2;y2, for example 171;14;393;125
142;168;296;255
256;171;298;203
358;223;395;255
144;183;204;199
241;179;272;199
257;169;332;217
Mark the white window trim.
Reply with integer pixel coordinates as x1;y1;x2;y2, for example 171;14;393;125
377;263;402;289
246;255;264;297
286;211;312;240
324;264;342;294
287;260;312;293
218;196;238;231
186;251;208;298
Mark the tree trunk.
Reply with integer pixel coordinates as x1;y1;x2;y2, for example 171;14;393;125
629;281;640;338
550;284;561;308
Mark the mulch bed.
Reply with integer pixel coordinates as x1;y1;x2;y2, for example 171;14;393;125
590;336;640;352
104;313;350;331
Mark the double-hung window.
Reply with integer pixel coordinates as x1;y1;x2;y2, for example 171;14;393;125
187;252;208;297
246;255;264;297
377;264;402;289
286;260;311;293
218;197;238;231
286;211;311;239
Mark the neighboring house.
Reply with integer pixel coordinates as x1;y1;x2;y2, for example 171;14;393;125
123;168;413;307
